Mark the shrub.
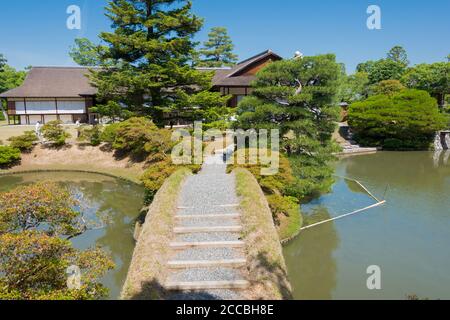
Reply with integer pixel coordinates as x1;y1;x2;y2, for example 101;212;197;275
7;131;38;152
348;89;447;150
0;146;21;166
228;149;304;239
42;121;71;147
371;80;405;96
111;117;174;158
266;194;302;241
78;125;102;146
100;123;121;144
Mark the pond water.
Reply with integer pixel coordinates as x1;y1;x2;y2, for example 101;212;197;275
0;171;145;300
284;151;450;300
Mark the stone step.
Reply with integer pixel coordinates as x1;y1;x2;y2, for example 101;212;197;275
178;207;239;216
166;280;250;291
174;226;243;234
176;232;241;243
167;267;244;283
175;213;240;220
170;241;245;250
172;247;244;262
177;217;240;228
167;258;247;269
177;204;239;210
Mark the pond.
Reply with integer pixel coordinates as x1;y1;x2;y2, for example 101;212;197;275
0;171;145;300
283;151;450;300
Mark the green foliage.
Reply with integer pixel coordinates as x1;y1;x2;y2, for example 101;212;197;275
89;0;226;125
69;38;106;66
236;54;341;197
175;90;232;125
7;131;38;152
0;108;5;121
0;53;6;72
0;231;114;300
337;72;370;104
111;117;173;158
387;46;409;66
357;59;407;85
90;100;133;123
100;123;121;145
140;159;177;204
371;80;405;96
356;47;409;84
42;121;71;147
0;182;114;300
266;194;301;240
0;146;21;166
0;182;81;236
401;62;450;107
228;151;303;239
77;125;102;146
348;89;447;150
196;27;238;67
0;65;27;94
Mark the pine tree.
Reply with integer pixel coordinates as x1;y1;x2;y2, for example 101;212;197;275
0;54;6;72
236;54;342;196
90;0;228;125
197;27;238;67
387;46;409;66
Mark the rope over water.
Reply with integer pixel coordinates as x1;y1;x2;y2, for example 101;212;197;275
300;175;387;231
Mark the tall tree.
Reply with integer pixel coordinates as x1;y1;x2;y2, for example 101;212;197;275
197;27;238;67
90;0;227;126
0;54;26;93
0;54;6;72
69;38;106;66
236;54;342;196
402;62;450;108
356;47;409;85
337;72;370;104
387;45;409;66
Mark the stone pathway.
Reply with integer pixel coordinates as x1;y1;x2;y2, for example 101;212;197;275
165;151;249;300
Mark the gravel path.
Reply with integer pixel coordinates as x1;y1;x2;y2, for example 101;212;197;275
165;151;248;300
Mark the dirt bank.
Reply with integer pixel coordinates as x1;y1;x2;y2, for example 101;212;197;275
0;144;145;183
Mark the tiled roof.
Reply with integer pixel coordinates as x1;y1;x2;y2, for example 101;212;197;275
209;50;282;87
0;67;97;98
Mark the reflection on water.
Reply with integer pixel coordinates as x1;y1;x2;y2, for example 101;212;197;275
284;152;450;300
284;208;339;299
0;172;145;300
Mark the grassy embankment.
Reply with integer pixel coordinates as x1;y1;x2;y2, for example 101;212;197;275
234;168;293;300
228;150;303;243
121;168;191;300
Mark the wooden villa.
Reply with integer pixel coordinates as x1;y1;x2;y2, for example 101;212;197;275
0;67;98;125
205;49;283;107
0;50;283;125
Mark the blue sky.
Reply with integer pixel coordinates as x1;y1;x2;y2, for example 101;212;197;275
0;0;448;73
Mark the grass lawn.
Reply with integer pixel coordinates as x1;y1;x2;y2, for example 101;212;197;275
0;124;79;145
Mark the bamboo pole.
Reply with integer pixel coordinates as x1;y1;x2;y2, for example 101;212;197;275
300;200;386;231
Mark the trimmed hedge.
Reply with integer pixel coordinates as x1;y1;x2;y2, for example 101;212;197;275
349;89;447;150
